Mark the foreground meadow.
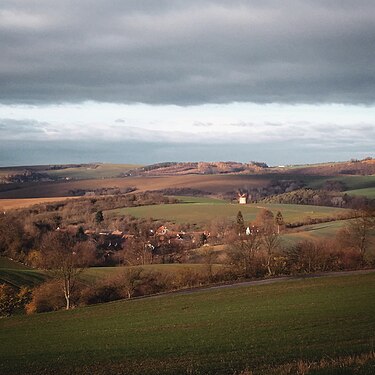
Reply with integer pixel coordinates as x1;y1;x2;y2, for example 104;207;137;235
1;272;375;374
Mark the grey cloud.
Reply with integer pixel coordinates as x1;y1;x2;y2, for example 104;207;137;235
0;118;53;139
1;1;375;105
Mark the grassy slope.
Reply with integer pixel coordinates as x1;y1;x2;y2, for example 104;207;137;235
0;269;47;288
0;257;47;288
345;187;375;198
307;175;375;190
288;174;375;199
41;163;141;180
281;220;348;245
1;273;375;374
337;175;375;190
173;196;227;204
109;202;349;225
0;257;30;270
0;164;141;180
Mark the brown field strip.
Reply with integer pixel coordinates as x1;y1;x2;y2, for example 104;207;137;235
0;174;270;199
0;197;80;211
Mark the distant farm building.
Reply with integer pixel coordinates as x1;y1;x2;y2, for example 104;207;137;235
238;193;248;205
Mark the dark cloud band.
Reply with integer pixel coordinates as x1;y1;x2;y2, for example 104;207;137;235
1;1;375;105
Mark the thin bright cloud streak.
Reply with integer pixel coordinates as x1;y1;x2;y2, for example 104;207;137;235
1;102;375;140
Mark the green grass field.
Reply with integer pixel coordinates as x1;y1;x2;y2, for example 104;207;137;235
257;173;375;191
0;268;47;288
345;187;375;199
41;163;141;180
0;257;47;288
307;175;375;190
281;220;348;245
0;164;141;181
1;272;375;374
108;202;349;226
338;175;375;190
173;196;227;204
0;257;30;270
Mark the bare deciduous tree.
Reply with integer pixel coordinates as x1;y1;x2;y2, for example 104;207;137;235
261;230;281;276
117;267;143;299
338;208;375;264
39;232;94;310
202;247;216;281
228;232;262;278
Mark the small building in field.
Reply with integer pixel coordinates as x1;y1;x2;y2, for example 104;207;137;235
238;193;247;205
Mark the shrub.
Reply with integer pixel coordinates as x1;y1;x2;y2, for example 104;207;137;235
0;284;32;317
26;280;83;314
285;239;366;274
136;270;170;296
0;284;17;317
79;282;122;305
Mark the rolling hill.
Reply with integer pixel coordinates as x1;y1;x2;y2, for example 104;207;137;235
0;258;47;288
1;272;374;374
108;202;350;226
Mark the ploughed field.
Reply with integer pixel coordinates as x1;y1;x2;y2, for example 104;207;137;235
0;196;80;211
1;272;375;374
0;174;271;198
1;172;374;200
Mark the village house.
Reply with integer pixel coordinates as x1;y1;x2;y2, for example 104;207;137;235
156;225;169;236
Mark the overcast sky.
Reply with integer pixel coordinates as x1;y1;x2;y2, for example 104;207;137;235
1;1;374;166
